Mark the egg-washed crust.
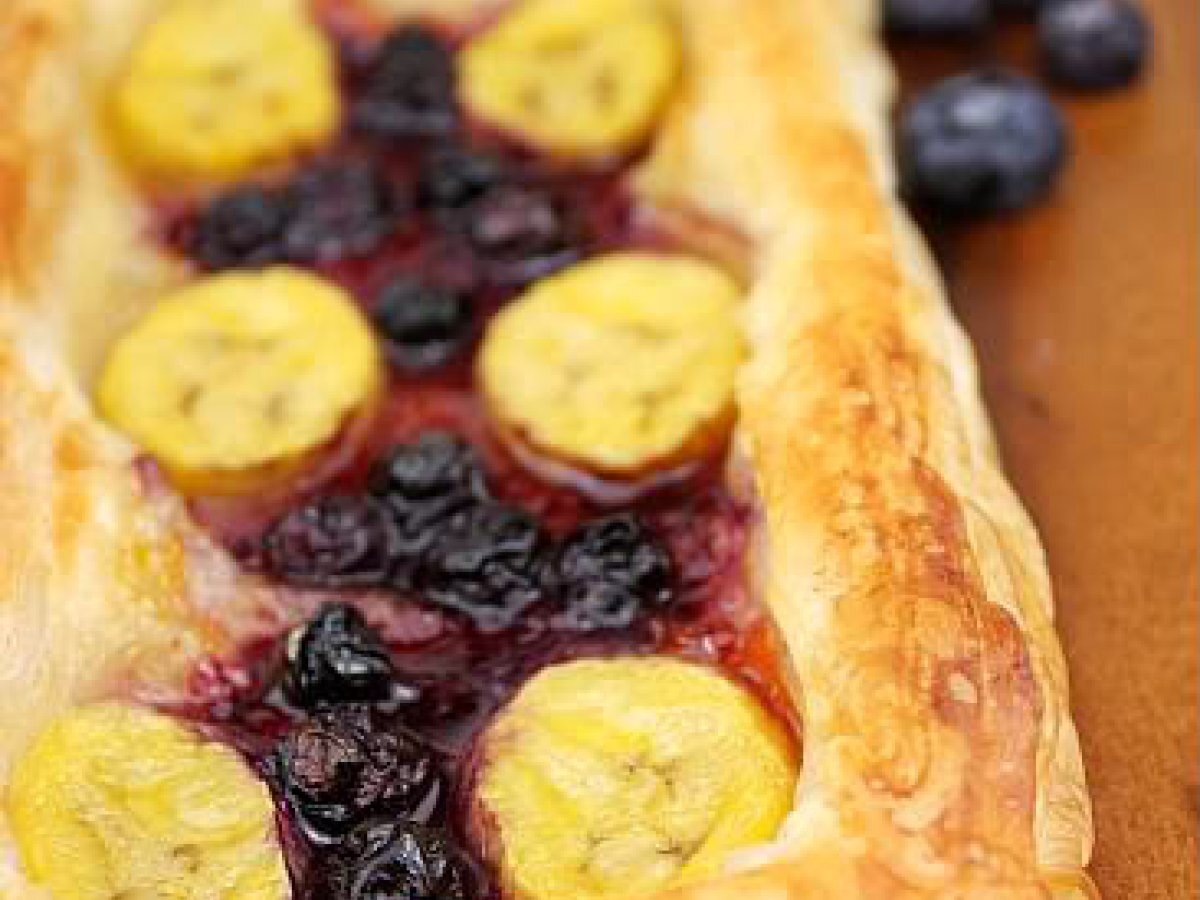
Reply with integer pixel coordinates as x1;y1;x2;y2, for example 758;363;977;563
0;1;1095;899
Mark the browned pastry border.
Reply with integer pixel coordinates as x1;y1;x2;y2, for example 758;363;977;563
0;1;1095;898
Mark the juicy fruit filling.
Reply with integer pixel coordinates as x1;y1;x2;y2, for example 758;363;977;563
88;8;798;900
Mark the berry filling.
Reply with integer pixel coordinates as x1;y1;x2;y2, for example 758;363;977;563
151;16;796;900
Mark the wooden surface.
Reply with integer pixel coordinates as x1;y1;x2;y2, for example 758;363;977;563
892;2;1198;898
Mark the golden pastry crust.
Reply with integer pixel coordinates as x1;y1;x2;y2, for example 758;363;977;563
0;1;1094;898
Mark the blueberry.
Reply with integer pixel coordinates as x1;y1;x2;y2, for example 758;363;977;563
899;70;1069;214
190;184;289;270
885;0;992;35
369;433;488;570
267;705;443;846
284;603;399;708
373;277;473;372
263;497;398;591
416;148;504;210
281;162;404;264
464;184;581;285
323;820;472;900
415;502;547;631
548;514;674;630
1039;0;1150;89
352;26;457;140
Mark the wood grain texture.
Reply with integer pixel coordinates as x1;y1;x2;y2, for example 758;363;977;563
893;1;1198;897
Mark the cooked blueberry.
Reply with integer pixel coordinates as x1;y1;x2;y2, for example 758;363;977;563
899;70;1068;214
465;185;580;284
284;603;399;708
373;277;473;372
416;502;547;630
263;496;397;590
885;0;991;35
1039;0;1150;89
282;162;404;263
190;184;289;270
267;705;443;846
548;514;674;630
416;148;504;209
372;432;486;504
996;0;1042;13
324;820;471;900
352;26;457;140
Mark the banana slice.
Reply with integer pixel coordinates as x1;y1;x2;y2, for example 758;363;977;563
473;658;797;900
98;267;381;494
112;0;338;180
479;253;744;477
461;0;679;158
7;704;287;900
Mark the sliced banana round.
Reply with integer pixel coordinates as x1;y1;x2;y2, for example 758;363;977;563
479;252;744;478
474;658;797;900
112;0;338;180
98;267;381;493
461;0;680;158
7;704;287;900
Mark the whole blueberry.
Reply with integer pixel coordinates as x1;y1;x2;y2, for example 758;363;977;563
323;820;472;900
352;26;458;140
885;0;991;36
262;496;398;591
373;277;473;372
1040;0;1150;89
284;603;399;708
416;149;504;210
190;185;289;270
899;70;1069;215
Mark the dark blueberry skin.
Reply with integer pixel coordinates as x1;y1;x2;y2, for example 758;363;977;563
190;185;290;270
263;497;398;591
548;514;675;630
900;70;1069;215
463;184;581;285
267;705;443;846
284;604;400;708
416;148;505;210
415;502;548;631
373;277;473;372
281;162;405;263
1039;0;1150;90
885;0;992;36
369;433;488;568
352;26;458;140
323;820;472;900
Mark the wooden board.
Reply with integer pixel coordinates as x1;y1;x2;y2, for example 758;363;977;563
891;2;1198;897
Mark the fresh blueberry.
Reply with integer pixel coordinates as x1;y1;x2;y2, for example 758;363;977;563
885;0;991;35
1039;0;1150;89
899;70;1069;214
373;277;473;372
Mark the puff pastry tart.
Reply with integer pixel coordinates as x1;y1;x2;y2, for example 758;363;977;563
0;0;1096;898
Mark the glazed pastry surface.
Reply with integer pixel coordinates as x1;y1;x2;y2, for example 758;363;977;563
0;0;1094;897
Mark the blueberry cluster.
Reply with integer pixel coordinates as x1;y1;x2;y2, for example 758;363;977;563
261;432;676;633
892;0;1150;215
264;603;470;900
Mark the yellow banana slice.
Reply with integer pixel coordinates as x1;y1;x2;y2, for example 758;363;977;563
112;0;338;180
474;658;797;900
98;267;381;494
7;704;287;900
479;252;744;477
461;0;680;158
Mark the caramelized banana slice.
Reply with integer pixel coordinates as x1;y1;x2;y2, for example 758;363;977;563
461;0;680;158
480;253;744;477
7;704;286;900
98;267;380;493
112;0;338;179
474;658;797;900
